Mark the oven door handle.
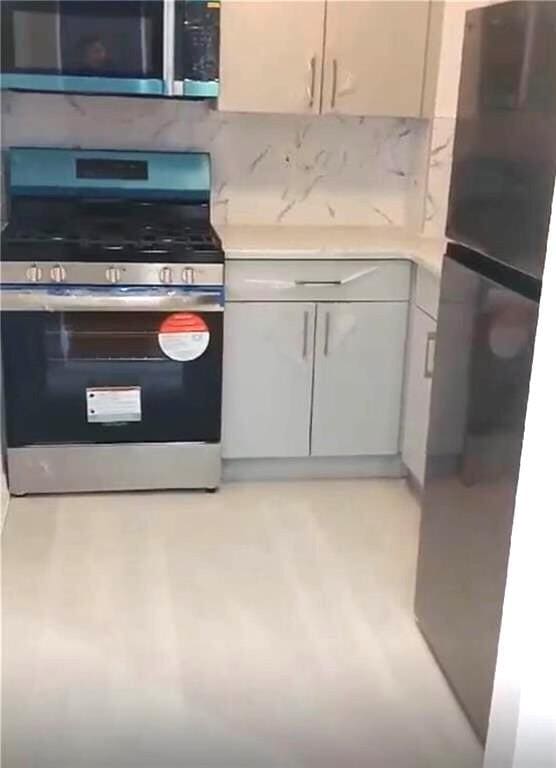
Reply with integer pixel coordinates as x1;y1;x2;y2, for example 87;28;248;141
0;288;224;312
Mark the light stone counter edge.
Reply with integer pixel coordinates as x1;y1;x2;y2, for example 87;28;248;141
217;226;446;277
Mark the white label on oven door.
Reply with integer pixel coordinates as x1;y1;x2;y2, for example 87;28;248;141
158;313;210;362
86;387;142;424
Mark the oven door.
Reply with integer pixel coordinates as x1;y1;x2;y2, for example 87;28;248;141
170;0;220;98
1;0;164;96
1;303;223;447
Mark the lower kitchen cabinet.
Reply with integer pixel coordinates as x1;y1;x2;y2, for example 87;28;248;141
223;259;412;462
311;302;409;456
223;298;410;460
401;304;437;485
222;302;315;459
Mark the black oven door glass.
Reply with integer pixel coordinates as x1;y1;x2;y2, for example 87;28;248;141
1;1;163;79
1;311;222;446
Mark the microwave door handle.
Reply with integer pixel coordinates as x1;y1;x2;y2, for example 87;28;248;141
163;0;176;95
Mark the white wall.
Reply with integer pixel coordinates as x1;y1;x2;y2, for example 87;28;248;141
1;91;428;230
484;188;556;766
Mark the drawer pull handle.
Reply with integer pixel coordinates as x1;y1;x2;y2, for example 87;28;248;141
244;267;379;290
295;267;378;288
295;279;342;287
424;332;436;379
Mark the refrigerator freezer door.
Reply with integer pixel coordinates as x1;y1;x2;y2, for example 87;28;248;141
447;1;556;281
414;254;538;743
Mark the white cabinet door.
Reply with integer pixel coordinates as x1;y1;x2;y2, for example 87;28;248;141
222;303;315;459
218;1;325;114
311;302;408;456
321;1;432;117
401;305;437;485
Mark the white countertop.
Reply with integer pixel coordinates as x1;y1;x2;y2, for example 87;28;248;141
217;225;446;276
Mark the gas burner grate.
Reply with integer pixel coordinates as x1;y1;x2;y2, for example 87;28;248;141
6;223;221;251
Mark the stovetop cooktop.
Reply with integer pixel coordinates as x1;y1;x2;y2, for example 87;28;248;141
3;150;224;274
2;202;223;265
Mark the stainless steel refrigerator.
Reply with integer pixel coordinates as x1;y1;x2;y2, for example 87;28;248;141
415;0;556;744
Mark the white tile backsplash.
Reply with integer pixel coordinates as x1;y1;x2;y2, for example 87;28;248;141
1;92;428;229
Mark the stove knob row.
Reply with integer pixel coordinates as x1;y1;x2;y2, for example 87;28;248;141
105;266;121;284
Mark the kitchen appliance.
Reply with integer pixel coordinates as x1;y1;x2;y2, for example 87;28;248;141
415;0;556;745
1;0;220;99
0;148;224;495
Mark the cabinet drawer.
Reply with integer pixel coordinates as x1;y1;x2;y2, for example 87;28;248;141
226;260;411;302
415;266;440;320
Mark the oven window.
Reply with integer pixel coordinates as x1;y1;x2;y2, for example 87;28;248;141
1;311;223;446
2;1;163;79
47;313;166;361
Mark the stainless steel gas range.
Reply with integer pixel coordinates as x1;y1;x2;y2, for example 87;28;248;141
1;148;224;495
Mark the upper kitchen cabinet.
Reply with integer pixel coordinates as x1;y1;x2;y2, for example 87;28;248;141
322;1;440;117
218;1;325;114
218;0;443;117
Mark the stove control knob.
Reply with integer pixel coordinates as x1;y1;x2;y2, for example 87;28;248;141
50;264;67;283
160;266;173;284
105;266;121;284
183;267;195;285
26;264;43;282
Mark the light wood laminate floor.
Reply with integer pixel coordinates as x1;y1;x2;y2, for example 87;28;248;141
2;480;482;768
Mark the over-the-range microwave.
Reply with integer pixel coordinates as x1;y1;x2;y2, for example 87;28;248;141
1;0;219;99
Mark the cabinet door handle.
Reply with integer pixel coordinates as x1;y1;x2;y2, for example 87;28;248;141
308;55;317;108
324;311;331;356
331;59;338;110
424;332;436;379
302;310;310;359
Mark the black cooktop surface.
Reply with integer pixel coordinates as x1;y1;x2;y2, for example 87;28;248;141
1;199;223;263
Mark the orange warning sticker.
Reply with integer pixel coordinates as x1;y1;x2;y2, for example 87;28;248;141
158;313;210;361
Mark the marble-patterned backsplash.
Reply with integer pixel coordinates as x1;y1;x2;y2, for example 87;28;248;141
1;92;428;229
423;117;455;238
